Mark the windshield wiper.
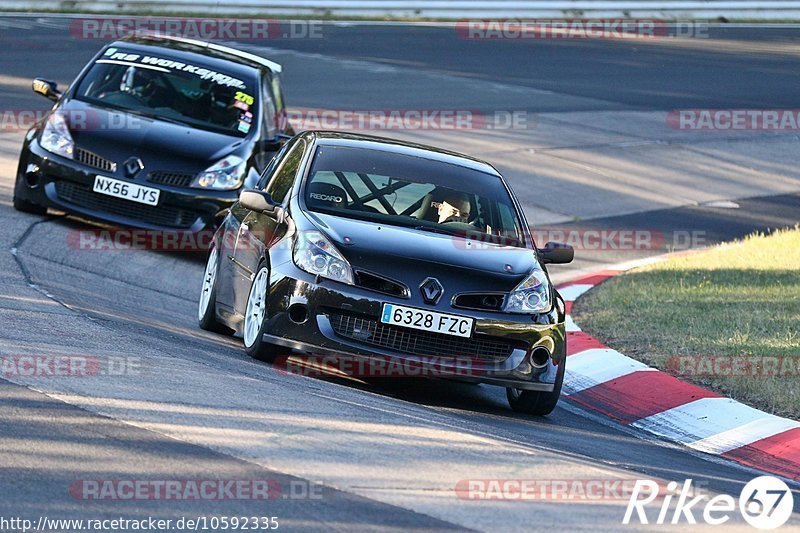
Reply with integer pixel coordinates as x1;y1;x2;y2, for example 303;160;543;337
413;225;457;236
84;100;191;128
124;109;189;128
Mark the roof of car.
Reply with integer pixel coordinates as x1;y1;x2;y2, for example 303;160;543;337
305;131;502;177
117;34;282;75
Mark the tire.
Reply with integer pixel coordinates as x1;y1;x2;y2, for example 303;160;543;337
242;264;281;363
13;195;47;215
506;359;565;416
198;246;234;335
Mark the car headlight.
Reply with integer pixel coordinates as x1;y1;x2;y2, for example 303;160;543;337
192;155;245;190
293;231;354;285
504;267;552;314
40;112;74;159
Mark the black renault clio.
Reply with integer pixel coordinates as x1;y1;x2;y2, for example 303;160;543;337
13;34;293;231
199;131;574;415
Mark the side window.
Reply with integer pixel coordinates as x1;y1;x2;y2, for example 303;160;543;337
265;140;306;205
496;202;522;242
271;74;285;113
261;73;277;139
257;141;291;190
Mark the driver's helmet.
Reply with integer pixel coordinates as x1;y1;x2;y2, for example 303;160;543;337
209;84;233;109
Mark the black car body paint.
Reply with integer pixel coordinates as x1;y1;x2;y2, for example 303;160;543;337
201;132;573;414
14;35;293;231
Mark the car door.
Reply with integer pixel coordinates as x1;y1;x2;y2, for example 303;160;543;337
215;142;290;311
231;138;308;315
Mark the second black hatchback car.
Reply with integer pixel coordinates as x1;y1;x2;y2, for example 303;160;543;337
199;131;575;415
13;34;293;231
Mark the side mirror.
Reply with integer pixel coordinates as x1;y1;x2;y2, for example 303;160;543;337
32;78;61;102
240;189;280;214
539;241;574;265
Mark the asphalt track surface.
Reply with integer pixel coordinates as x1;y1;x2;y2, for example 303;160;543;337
0;16;799;532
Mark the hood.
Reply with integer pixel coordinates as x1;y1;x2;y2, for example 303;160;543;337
304;212;540;294
58;99;245;173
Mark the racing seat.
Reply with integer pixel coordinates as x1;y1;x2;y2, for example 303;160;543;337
413;190;476;224
412;190;448;222
306;182;348;210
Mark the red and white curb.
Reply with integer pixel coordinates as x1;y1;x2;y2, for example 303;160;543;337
558;264;800;481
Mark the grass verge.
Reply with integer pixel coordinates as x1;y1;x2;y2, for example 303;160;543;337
572;227;800;419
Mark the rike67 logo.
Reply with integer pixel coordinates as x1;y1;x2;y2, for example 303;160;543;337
625;476;795;530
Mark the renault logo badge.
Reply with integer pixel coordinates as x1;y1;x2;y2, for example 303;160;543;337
420;277;444;305
124;157;144;178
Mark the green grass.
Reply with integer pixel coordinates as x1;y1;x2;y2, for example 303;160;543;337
572;227;800;418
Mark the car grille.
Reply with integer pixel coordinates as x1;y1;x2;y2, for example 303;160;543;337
354;270;409;298
148;171;196;188
55;181;198;228
453;293;506;311
74;147;116;173
327;310;516;363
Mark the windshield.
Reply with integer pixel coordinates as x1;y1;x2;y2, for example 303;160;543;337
74;47;258;137
304;145;525;246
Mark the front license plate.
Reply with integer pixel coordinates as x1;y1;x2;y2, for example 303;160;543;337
93;175;160;206
381;304;474;338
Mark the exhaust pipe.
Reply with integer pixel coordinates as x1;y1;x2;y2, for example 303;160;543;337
529;347;551;368
288;303;309;325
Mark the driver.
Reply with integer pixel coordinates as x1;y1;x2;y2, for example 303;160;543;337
118;66;167;106
437;193;471;223
120;66;153;96
208;85;240;127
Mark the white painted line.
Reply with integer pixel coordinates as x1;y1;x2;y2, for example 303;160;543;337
560;263;800;467
558;284;595;301
564;348;654;394
689;416;800;455
631;397;793;451
605;256;666;272
564;315;581;332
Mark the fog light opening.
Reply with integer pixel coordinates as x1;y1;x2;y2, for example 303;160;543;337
24;172;40;188
481;295;501;309
288;303;309;325
529;347;551;368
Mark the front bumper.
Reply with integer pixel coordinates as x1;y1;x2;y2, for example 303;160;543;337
262;261;566;391
15;139;238;231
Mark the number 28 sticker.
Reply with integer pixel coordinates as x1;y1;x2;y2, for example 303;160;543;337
235;92;255;106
